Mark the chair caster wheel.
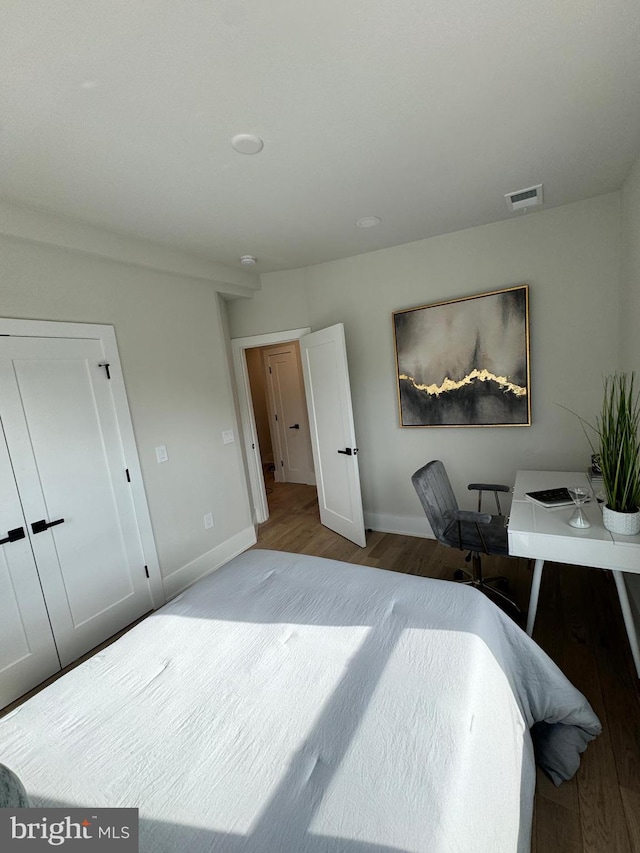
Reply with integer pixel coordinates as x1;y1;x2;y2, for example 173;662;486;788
453;569;465;580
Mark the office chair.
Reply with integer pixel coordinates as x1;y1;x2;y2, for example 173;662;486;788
411;459;520;612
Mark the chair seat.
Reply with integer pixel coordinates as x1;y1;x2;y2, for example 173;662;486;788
441;514;509;556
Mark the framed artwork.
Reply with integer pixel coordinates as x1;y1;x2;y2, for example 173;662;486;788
393;285;530;427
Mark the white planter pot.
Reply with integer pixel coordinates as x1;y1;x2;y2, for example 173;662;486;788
602;504;640;536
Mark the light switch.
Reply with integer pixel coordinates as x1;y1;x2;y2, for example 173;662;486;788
155;445;168;463
222;430;235;445
204;512;214;529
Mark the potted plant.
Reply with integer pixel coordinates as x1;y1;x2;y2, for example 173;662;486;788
576;373;640;535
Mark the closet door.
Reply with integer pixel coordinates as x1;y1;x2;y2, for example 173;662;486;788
0;421;60;709
0;336;154;668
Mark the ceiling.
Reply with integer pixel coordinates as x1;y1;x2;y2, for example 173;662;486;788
1;1;640;274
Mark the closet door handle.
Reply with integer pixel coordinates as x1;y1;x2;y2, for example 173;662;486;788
0;526;26;545
31;518;65;535
289;424;300;430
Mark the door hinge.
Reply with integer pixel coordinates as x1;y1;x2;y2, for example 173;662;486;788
275;414;278;421
125;468;131;482
251;443;255;450
98;362;111;379
269;366;272;373
144;565;150;578
281;460;284;467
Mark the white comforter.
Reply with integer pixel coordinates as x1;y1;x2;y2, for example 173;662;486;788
0;549;600;853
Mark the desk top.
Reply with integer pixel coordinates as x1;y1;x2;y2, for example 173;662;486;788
508;470;640;572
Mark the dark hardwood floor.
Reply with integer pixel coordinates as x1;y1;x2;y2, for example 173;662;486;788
255;474;640;853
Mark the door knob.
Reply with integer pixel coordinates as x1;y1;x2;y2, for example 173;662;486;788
337;448;353;456
31;518;65;535
289;424;300;430
0;526;26;545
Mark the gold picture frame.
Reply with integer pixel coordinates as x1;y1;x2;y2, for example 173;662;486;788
392;285;531;427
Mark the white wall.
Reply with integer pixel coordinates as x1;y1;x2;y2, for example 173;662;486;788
1;226;256;597
621;154;640;375
620;152;640;621
228;193;621;532
231;268;312;339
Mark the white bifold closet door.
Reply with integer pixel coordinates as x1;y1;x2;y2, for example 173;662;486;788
0;336;154;707
0;421;60;703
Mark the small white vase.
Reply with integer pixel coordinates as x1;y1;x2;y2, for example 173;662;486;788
602;504;640;536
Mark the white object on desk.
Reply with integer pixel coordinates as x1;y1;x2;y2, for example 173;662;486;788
508;470;640;678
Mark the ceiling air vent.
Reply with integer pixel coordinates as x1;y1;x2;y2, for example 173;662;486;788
504;184;544;212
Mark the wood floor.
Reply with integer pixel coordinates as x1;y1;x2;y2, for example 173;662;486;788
256;475;640;853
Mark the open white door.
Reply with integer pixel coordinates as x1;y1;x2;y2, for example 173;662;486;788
300;324;366;547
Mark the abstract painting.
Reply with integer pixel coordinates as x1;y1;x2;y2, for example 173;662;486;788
393;285;530;427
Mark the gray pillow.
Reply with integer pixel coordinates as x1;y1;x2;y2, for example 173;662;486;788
0;763;29;808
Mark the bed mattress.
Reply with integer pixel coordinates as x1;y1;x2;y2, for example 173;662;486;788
0;549;600;852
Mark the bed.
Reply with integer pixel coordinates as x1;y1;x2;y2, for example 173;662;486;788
0;549;600;852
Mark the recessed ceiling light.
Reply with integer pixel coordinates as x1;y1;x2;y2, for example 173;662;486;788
239;255;257;265
231;134;264;155
356;216;382;228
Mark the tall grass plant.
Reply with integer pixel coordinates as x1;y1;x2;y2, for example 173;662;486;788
575;373;640;513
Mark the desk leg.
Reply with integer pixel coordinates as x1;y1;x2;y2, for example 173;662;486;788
613;572;640;679
526;559;544;637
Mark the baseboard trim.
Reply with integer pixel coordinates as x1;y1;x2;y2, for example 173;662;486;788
364;512;434;539
162;525;257;600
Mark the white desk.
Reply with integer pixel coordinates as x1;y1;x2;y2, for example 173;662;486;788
508;470;640;677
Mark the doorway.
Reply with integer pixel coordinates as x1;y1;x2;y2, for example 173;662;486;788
232;324;366;547
232;329;314;524
246;340;315;487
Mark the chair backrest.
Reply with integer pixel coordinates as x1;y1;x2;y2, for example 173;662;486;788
411;460;459;543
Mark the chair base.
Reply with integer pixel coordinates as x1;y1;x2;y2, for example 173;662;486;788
453;566;522;613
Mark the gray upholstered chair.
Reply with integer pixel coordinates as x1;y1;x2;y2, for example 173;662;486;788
411;459;520;611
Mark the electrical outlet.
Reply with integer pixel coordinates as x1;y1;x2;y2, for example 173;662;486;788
204;512;214;529
222;429;235;445
155;445;168;463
